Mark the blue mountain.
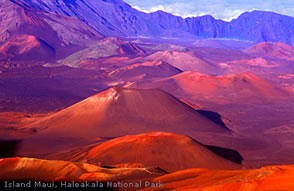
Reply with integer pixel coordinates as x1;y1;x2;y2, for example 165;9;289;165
5;0;294;45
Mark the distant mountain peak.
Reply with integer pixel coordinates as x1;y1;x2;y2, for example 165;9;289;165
4;0;294;45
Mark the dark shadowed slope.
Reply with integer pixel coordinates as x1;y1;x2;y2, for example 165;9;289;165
0;140;21;158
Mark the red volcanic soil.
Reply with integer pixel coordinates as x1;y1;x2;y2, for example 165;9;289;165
0;112;39;128
144;51;220;75
217;57;294;90
245;42;294;60
0;34;55;61
0;157;163;182
132;71;291;104
85;132;241;172
1;157;294;191
107;61;182;82
0;112;48;137
18;87;231;155
221;57;279;68
1;158;294;191
144;165;294;191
